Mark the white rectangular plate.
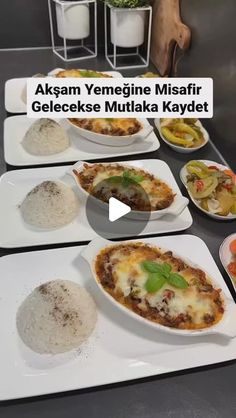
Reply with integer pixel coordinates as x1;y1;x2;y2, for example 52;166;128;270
0;234;235;401
4;70;122;113
4;116;160;166
0;160;192;248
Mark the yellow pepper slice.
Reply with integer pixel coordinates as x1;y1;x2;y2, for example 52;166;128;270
216;189;235;215
183;118;198;124
161;127;194;146
186;160;210;178
200;198;209;211
172;123;200;141
230;201;236;214
187;176;218;199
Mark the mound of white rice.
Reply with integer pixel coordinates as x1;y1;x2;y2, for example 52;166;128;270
21;181;79;229
22;119;69;155
16;280;97;354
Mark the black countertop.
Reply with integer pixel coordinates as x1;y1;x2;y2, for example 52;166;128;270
0;49;236;418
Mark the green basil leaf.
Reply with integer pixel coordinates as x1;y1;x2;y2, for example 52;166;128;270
79;70;101;78
107;176;123;184
122;178;131;188
123;171;131;179
167;273;189;289
130;175;144;183
145;273;166;293
141;261;164;274
123;171;144;184
161;263;172;277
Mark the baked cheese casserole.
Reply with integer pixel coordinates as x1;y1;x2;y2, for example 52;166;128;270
69;118;142;136
95;243;224;330
73;163;175;211
56;69;112;78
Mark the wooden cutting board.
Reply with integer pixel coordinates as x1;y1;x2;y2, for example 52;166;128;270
150;0;191;75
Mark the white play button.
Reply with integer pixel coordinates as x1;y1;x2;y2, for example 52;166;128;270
86;178;151;238
109;197;131;222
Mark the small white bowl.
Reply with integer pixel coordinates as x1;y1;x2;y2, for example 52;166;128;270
68;160;189;221
81;236;236;338
67;119;153;147
180;159;236;221
154;119;209;153
219;233;236;291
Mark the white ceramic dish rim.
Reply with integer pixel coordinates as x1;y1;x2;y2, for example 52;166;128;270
1;235;236;402
180;159;236;221
81;236;236;338
69;160;189;220
0;162;193;249
155;118;209;152
3;115;160;166
47;68;122;78
66;118;153;146
4;69;122;113
219;233;236;291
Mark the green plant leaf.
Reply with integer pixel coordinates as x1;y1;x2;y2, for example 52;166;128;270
141;261;165;274
107;171;143;188
130;174;144;183
145;273;166;293
106;176;123;184
79;69;101;77
123;171;144;183
122;177;131;188
142;259;188;292
161;263;172;277
105;0;149;8
123;170;131;179
167;273;189;289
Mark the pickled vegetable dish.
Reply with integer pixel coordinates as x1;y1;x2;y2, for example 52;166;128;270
186;161;236;216
160;118;205;148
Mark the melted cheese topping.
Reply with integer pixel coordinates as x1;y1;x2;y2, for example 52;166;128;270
69;118;141;136
56;69;112;78
95;243;224;330
75;164;174;211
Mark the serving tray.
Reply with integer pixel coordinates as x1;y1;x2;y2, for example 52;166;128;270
0;234;235;401
0;160;192;248
4;116;160;166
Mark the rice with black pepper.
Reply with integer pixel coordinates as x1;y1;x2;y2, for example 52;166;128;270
20;180;79;229
22;119;69;156
16;280;97;354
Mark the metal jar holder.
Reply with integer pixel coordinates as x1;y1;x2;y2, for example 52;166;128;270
104;4;152;70
48;0;97;62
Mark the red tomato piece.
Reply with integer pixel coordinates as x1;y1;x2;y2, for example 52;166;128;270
229;239;236;255
222;183;233;190
228;262;236;276
208;165;219;171
196;180;204;192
